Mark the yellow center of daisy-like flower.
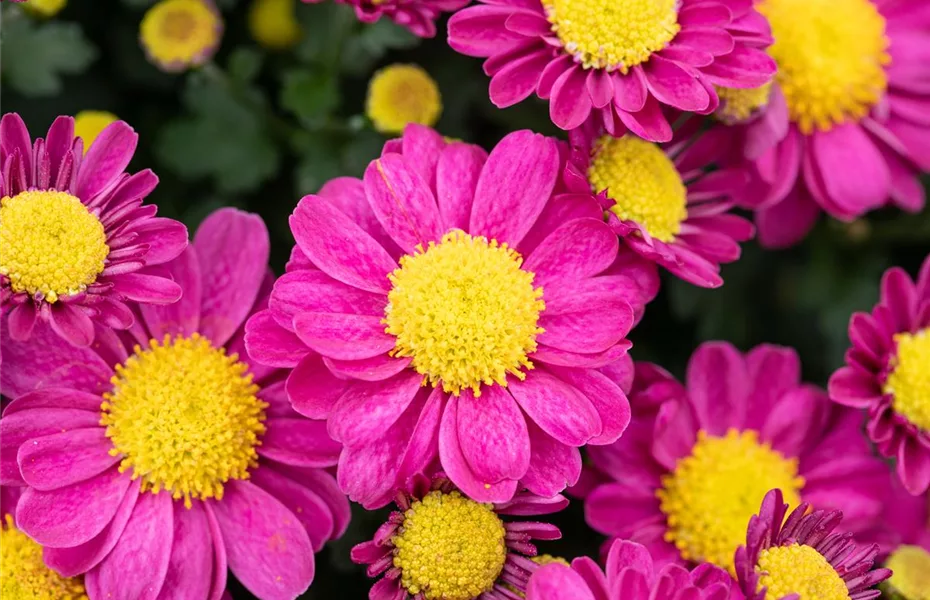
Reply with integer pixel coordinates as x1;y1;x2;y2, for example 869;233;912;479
0;190;109;303
758;0;890;134
101;334;267;509
384;230;545;397
248;0;302;51
714;83;774;123
1;515;87;600
366;64;443;135
393;490;507;600
756;543;850;600
22;0;68;18
542;0;679;72
587;135;688;243
140;0;220;68
885;545;930;600
657;429;805;573
884;329;930;432
73;111;119;154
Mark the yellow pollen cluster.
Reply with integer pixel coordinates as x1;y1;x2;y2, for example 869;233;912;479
657;429;805;573
587;135;688;243
758;0;890;134
140;0;221;68
248;0;302;51
366;64;443;135
101;334;267;509
384;230;545;397
715;83;773;123
885;329;930;432
392;491;507;600
0;190;109;303
885;545;930;600
756;543;850;600
542;0;679;72
1;515;88;600
73;111;119;154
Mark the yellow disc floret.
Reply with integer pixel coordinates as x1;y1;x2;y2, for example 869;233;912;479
366;64;442;135
73;111;119;154
657;429;805;573
885;329;930;432
392;491;507;600
885;544;930;600
101;334;267;509
0;190;109;303
1;515;87;600
715;83;773;123
588;135;688;243
384;230;545;397
758;0;890;134
22;0;68;18
756;543;850;600
248;0;302;51
542;0;679;72
140;0;221;70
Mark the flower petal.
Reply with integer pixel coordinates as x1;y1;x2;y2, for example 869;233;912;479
18;427;119;491
140;246;202;339
259;418;341;468
524;219;619;289
509;371;602;446
292;312;396;361
155;503;214;600
457;386;530;484
436;142;487;231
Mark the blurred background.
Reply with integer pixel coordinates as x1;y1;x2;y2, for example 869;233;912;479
2;0;929;596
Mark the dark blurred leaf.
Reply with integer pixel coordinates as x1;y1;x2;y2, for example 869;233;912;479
280;67;339;124
228;47;264;84
339;18;419;76
295;2;357;66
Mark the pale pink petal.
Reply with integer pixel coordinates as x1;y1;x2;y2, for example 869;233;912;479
457;386;530;484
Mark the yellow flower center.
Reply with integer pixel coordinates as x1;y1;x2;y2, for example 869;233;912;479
587;135;688;243
101;334;267;509
542;0;679;72
248;0;302;51
1;515;87;600
756;543;850;600
392;491;507;600
885;329;930;432
885;545;930;600
657;429;805;573
715;83;774;123
22;0;68;18
758;0;890;134
140;0;221;67
366;64;443;135
0;190;109;303
384;230;545;397
73;111;119;154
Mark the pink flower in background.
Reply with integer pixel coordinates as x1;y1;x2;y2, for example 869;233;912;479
447;0;775;141
564;120;754;288
0;113;187;347
246;125;660;508
526;537;732;600
829;254;930;495
0;209;348;600
585;342;888;573
302;0;468;38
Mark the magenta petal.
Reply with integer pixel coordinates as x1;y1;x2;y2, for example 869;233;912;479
828;366;882;408
898;438;930;495
49;303;95;347
446;5;524;57
285;353;348;419
292;312;396;360
613;69;649;113
273;465;351;540
643;55;712;112
810;124;891;215
1;407;102;484
244;310;307;369
571;557;611;600
140;246;202;339
324;354;412;382
651;400;698;470
110;272;183;304
685;341;749;434
155;503;214;600
18;427;119;491
397;387;445;484
370;578;405;600
489;50;551;107
318;176;401;255
436;142;487;231
132;217;188;266
550;66;594;130
547;367;630;445
250;466;335;551
756;187;820;249
538;301;633;354
587;69;615;109
509;371;602;446
528;564;597;600
522;421;582;497
744;344;801;430
270;270;386;324
524;219;618;289
457;386;530;484
1;113;33;179
328;371;423;448
7;302;38;341
259;418;341;467
76;120;138;201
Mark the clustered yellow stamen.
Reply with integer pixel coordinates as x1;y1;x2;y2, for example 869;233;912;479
392;491;507;600
542;0;679;72
140;0;221;69
384;230;545;397
756;543;850;600
248;0;302;51
0;190;109;303
657;429;805;573
73;111;119;154
587;135;688;243
101;334;267;509
885;329;930;432
366;64;443;135
1;515;88;600
715;83;774;123
758;0;890;134
884;545;930;600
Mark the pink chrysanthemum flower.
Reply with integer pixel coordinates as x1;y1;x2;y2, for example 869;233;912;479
585;342;888;574
301;0;468;38
446;0;775;141
351;475;564;600
245;125;659;508
0;113;187;347
873;477;930;599
0;209;349;600
828;255;930;496
564;121;754;288
720;0;930;248
526;538;732;600
735;489;891;600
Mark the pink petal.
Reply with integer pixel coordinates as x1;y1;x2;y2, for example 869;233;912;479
701;46;775;88
828;367;882;408
744;344;801;430
76;120;138;201
18;427;119;490
651;400;698;470
243;310;307;368
810;124;891;215
587;69;615;109
1;113;33;181
397;387;445;484
643;55;712;112
140;246;202;339
509;371;602;446
538;301;633;353
251;466;335;551
446;5;524;56
522;421;582;497
616;95;674;142
270;270;385;325
328;371;423;447
272;465;351;540
7;302;37;341
613;68;649;113
524;218;619;289
259;418;341;467
110;272;183;304
49;303;95;347
898;438;930;495
131;216;188;266
685;341;749;434
436;142;487;230
527;564;596;600
292;312;395;361
155;503;214;600
549;66;594;130
398;124;446;191
489;50;551;107
318;176;401;255
324;353;411;382
547;367;630;445
457;386;530;484
756;187;820;249
1;407;101;484
285;353;348;419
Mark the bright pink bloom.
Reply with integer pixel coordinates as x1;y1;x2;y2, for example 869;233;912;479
585;342;888;570
527;538;732;600
0;209;349;600
302;0;468;37
447;0;775;141
246;125;659;508
0;113;187;347
828;254;930;495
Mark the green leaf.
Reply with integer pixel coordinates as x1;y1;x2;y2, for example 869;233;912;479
295;2;357;66
340;18;420;76
280;67;340;124
228;47;264;84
